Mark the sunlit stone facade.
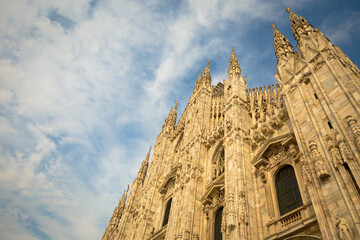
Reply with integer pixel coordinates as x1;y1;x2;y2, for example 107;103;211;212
102;8;360;240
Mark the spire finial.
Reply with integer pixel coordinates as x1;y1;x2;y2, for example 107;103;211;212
286;7;314;41
228;47;241;76
203;60;211;87
272;23;294;61
194;68;204;93
145;146;152;162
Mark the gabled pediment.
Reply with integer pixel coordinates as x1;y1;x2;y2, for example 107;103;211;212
201;175;224;205
159;172;176;195
251;132;294;169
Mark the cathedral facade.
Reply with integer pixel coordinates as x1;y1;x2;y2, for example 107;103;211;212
102;8;360;240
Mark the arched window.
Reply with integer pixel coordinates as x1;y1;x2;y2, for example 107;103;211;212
162;198;172;227
213;148;225;180
214;207;223;240
275;165;303;215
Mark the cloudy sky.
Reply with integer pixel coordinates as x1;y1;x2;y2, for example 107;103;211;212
0;0;359;239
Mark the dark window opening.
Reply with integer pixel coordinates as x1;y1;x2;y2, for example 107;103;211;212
214;207;223;240
344;163;360;197
328;121;333;129
275;165;303;215
314;93;318;99
162;198;172;227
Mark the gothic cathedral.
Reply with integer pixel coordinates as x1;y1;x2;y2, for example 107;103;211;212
102;8;360;240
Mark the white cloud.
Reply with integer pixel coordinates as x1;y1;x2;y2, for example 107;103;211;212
1;0;351;239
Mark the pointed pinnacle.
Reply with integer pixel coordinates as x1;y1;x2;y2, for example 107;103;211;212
286;7;291;13
145;146;152;162
271;23;276;30
228;47;241;74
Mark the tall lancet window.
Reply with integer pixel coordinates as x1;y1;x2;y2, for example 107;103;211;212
214;207;223;240
213;148;225;180
162;198;172;227
275;165;303;215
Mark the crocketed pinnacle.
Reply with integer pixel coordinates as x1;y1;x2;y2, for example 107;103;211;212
203;60;211;86
272;23;294;61
119;184;129;207
286;7;314;41
144;146;152;163
194;69;203;93
228;47;241;77
138;147;152;182
168;100;178;128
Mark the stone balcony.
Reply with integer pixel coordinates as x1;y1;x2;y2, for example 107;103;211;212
264;202;318;240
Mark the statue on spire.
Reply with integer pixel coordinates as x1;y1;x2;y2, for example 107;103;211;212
228;47;241;79
272;23;294;61
286;7;314;41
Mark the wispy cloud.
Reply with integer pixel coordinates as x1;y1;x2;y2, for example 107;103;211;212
0;0;359;239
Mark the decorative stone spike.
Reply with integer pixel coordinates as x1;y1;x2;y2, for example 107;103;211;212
203;60;211;86
286;7;314;41
271;23;294;61
309;140;330;179
325;133;343;168
228;47;241;78
194;69;203;93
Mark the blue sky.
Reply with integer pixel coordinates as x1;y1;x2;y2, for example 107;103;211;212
0;0;359;239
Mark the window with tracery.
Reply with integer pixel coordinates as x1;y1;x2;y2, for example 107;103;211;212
214;207;223;240
162;198;172;227
275;165;303;215
213;148;225;180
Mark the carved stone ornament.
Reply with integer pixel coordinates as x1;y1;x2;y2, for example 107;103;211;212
300;155;312;186
227;193;237;229
321;48;336;61
335;215;352;240
184;230;190;240
346;115;360;150
239;191;248;224
308;140;330;179
226;117;233;132
325;133;343;168
202;124;224;148
334;129;353;163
